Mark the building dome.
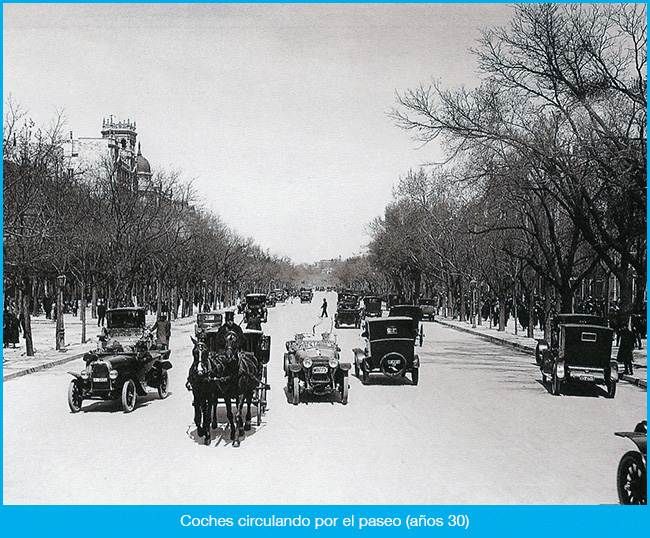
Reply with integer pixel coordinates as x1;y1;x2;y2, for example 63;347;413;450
136;143;151;175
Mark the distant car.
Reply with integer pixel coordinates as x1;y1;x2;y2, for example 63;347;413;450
615;421;647;505
245;293;268;323
363;296;383;318
335;292;362;328
299;288;313;303
418;298;436;321
284;332;350;405
195;312;223;339
536;314;617;397
389;305;424;345
354;317;420;385
68;307;172;413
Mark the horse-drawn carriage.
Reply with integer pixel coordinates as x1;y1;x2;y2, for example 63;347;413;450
187;317;270;446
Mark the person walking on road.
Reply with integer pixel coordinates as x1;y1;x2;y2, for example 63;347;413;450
151;314;172;349
321;298;328;318
617;323;635;375
97;300;106;327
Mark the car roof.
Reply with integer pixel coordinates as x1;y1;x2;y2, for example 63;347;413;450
367;316;413;324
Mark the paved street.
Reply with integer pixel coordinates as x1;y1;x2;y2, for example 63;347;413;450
3;292;646;505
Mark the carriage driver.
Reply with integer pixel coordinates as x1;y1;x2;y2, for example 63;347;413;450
215;310;244;353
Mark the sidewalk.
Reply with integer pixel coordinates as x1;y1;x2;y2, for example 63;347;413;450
2;312;195;382
435;317;647;390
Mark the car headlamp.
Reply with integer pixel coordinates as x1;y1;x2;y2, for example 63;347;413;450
303;358;313;368
80;369;89;380
109;369;119;380
329;358;339;369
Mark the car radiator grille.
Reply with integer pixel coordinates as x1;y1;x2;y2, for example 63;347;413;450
90;363;111;390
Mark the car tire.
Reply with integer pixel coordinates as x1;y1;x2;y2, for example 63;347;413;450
551;365;561;396
292;376;300;405
121;379;137;413
617;451;647;505
541;368;547;384
362;366;369;385
157;370;169;399
411;368;419;386
68;380;83;413
354;360;360;378
340;374;349;405
605;377;617;399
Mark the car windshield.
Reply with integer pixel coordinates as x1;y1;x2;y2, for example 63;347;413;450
106;309;145;329
246;295;266;306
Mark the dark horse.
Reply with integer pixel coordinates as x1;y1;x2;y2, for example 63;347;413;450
234;349;263;441
188;336;216;445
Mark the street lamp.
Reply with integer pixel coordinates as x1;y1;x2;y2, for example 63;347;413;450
56;275;66;350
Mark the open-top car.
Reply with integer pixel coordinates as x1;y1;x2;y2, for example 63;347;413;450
363;296;383;318
195;311;223;339
68;307;172;413
284;332;350;405
245;293;268;323
535;314;617;397
418;298;436;321
615;420;647;505
353;317;420;385
389;304;424;345
335;291;362;328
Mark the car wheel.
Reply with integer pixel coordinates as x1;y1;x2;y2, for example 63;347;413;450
341;374;349;405
335;320;340;329
541;368;547;384
551;365;561;396
605;377;617;399
121;379;137;413
535;344;542;366
362;366;369;385
157;370;169;399
354;360;360;378
68;380;83;413
411;368;419;386
292;376;300;405
617;451;647;505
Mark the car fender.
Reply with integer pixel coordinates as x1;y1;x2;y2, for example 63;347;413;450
615;432;647;456
352;348;365;362
68;371;83;381
289;364;302;373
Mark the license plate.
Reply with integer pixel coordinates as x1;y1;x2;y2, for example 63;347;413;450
312;366;328;374
578;375;594;382
93;377;108;382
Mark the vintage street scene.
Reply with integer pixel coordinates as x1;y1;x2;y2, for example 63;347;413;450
3;3;647;507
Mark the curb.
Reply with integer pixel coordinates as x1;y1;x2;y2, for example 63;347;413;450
436;319;647;390
3;351;87;382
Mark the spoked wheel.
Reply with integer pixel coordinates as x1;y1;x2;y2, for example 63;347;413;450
617;451;647;505
157;370;169;399
68;380;83;413
292;376;300;405
121;379;137;413
551;365;561;396
340;375;349;405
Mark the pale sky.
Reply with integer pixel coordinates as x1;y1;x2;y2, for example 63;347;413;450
3;3;513;264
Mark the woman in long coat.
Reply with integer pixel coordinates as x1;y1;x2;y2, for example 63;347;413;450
3;308;21;348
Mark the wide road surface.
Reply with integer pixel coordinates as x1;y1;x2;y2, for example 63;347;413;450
3;292;646;504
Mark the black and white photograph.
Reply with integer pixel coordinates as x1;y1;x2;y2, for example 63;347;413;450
2;2;647;508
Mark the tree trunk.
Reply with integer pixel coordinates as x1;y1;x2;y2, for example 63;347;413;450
91;285;97;319
498;293;506;331
528;288;535;338
459;279;466;322
20;282;35;356
80;279;87;343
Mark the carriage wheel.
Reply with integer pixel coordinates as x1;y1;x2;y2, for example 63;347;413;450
551;365;561;396
68;380;83;413
121;379;137;413
256;389;263;426
340;374;349;405
617;451;646;505
292;376;300;405
157;370;169;399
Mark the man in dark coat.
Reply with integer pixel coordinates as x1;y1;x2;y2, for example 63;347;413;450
3;308;21;348
151;314;172;349
321;299;328;318
617;325;635;375
97;300;106;327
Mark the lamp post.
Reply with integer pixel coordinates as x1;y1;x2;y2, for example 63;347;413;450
56;275;66;350
470;278;477;328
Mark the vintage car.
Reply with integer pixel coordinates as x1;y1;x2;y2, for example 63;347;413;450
244;293;268;323
354;317;420;385
615;420;647;505
614;420;648;504
67;307;172;413
195;311;223;339
299;288;313;303
418;298;436;321
335;292;362;328
388;294;405;308
363;296;383;318
389;304;424;345
284;332;349;405
535;314;617;397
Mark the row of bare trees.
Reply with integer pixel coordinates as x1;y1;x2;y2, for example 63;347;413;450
3;102;296;355
340;4;646;334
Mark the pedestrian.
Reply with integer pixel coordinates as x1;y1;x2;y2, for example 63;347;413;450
617;323;635;376
3;307;21;348
321;298;328;318
151;314;172;349
97;300;106;327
